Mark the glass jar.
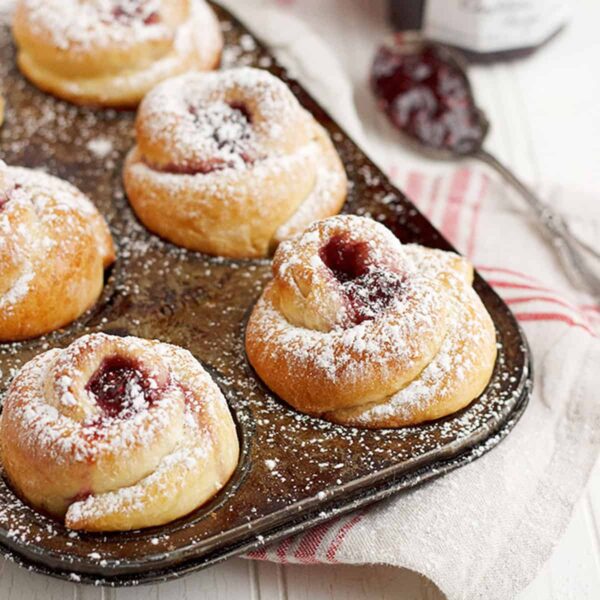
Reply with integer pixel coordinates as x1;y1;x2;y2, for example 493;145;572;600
388;0;570;62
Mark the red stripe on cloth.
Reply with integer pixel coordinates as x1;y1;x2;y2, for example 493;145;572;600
581;304;600;313
293;519;336;563
405;171;425;209
485;280;555;294
246;546;268;560
325;513;365;562
466;174;489;259
439;168;470;244
476;265;539;283
276;536;294;564
514;312;596;336
425;175;442;219
484;275;596;325
482;275;597;330
506;295;587;317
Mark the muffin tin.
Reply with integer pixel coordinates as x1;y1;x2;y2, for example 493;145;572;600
0;2;532;586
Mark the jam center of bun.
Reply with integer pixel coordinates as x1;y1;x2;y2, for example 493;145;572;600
371;44;484;154
190;101;253;163
320;234;405;324
111;2;160;26
319;234;371;282
159;101;255;175
86;355;160;419
344;270;406;324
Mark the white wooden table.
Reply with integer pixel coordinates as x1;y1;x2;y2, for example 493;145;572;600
2;1;600;598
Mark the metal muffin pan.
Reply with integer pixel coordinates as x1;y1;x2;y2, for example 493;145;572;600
0;2;532;586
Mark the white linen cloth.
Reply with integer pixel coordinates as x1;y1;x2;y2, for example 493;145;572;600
219;2;600;598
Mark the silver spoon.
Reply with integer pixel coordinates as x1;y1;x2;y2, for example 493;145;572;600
372;34;600;302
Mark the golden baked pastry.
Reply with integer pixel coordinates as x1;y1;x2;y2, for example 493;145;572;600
0;94;4;127
123;67;348;258
12;0;222;107
0;333;239;531
0;163;115;342
245;215;497;428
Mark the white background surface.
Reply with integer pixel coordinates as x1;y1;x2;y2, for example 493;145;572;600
2;0;600;598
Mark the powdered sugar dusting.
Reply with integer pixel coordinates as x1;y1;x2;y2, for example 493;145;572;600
86;137;113;159
136;68;306;173
0;269;34;309
14;0;223;106
66;444;210;525
19;0;167;51
254;274;442;379
8;351;174;465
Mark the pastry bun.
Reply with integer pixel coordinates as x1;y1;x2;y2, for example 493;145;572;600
0;163;115;342
246;215;497;427
12;0;223;107
124;67;347;258
0;333;239;531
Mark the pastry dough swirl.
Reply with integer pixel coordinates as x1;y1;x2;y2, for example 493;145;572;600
0;333;239;531
124;67;347;258
12;0;222;107
246;215;497;427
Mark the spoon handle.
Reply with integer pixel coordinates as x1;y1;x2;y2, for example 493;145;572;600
474;148;600;303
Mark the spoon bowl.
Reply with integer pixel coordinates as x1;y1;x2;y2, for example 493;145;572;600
372;32;489;159
371;33;600;301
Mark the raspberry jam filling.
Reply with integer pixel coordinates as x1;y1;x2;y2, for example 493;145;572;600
86;355;161;419
155;102;254;175
371;43;484;154
110;2;160;26
319;234;371;283
320;234;405;324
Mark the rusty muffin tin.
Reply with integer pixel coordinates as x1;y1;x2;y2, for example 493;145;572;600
0;2;532;586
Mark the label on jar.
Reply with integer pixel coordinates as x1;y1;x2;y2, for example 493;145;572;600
423;0;570;52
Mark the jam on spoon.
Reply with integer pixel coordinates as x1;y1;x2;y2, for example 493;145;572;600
371;40;484;154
